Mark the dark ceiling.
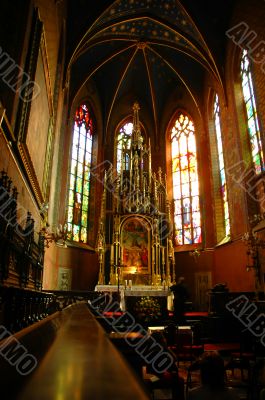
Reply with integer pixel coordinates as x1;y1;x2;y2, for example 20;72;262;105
66;0;236;136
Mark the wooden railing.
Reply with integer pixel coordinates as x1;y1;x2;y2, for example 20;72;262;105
0;302;149;400
0;285;56;332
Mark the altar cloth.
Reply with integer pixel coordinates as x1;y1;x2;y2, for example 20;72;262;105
95;285;173;311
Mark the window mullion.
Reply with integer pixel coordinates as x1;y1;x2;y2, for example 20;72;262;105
187;133;193;242
178;143;184;245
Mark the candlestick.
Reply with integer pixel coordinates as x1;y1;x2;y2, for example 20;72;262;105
156;245;159;278
110;245;114;264
115;243;119;266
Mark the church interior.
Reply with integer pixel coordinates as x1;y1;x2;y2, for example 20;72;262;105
1;0;265;398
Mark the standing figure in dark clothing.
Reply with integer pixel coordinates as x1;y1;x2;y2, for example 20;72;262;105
170;277;189;324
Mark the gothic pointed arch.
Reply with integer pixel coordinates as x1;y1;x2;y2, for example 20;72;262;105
169;110;201;245
67;103;96;243
208;90;230;242
240;49;264;174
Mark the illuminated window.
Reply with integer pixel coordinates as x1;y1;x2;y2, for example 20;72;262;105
214;94;230;236
240;49;264;174
116;122;133;172
67;104;94;242
171;113;201;245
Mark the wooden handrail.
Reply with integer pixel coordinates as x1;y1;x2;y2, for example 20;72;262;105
3;302;149;399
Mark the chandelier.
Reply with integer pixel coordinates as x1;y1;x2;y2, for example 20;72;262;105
40;223;69;248
39;202;69;248
189;248;201;262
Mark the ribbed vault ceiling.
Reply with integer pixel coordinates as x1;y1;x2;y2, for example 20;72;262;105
67;0;235;136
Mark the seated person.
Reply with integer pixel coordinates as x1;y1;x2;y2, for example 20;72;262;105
144;331;184;400
187;351;240;400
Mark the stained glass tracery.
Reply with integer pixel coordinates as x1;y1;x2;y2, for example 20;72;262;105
214;94;230;237
67;104;94;242
171;113;201;245
117;122;133;172
240;49;264;174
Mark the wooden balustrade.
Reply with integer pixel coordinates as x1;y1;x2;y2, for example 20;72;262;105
0;286;57;332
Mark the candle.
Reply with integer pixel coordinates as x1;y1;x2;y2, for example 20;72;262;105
115;243;119;265
156;245;159;277
110;245;114;264
129;279;132;288
162;247;165;264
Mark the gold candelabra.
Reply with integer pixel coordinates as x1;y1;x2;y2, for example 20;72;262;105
40;223;69;248
242;214;265;272
242;230;265;273
189;248;201;262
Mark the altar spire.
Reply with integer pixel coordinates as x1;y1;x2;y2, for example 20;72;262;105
132;102;143;150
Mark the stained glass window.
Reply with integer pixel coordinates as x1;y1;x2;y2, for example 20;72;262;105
214;94;230;237
240;49;264;174
171;113;201;245
117;122;133;172
67;104;94;243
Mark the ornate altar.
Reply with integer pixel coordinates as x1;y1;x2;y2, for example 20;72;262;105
95;102;176;293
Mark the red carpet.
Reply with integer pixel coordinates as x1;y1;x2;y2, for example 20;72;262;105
168;311;208;317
